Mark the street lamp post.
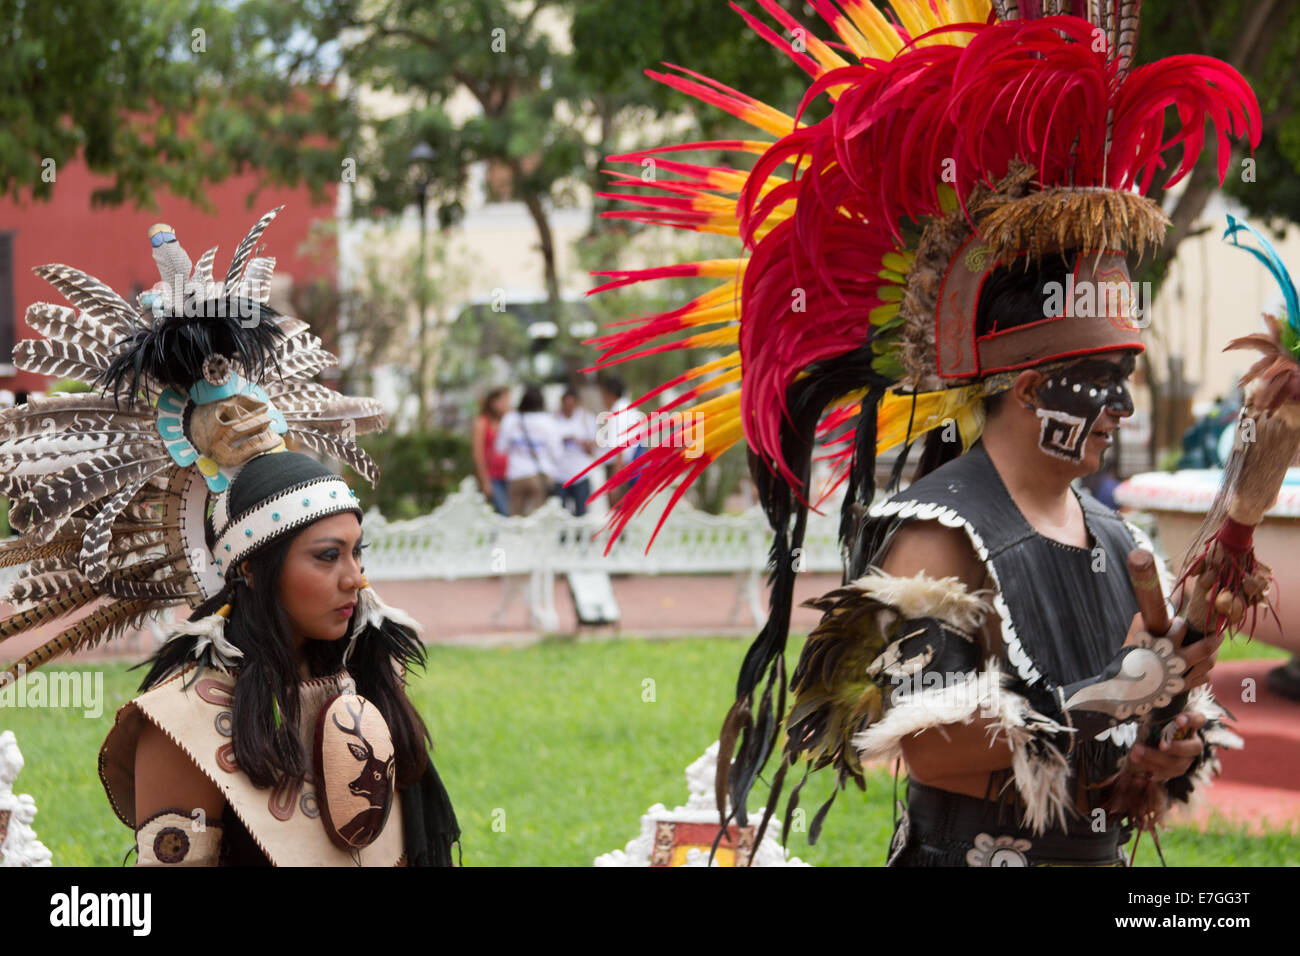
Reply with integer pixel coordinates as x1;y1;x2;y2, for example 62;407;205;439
408;141;436;431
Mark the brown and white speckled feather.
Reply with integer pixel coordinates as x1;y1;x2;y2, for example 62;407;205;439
266;347;337;382
225;206;283;288
0;537;78;568
237;256;276;303
265;380;353;408
0;439;166;499
13;339;112;383
282;396;386;430
1;567;88;605
0;582;104;643
287;428;379;484
80;462;171;582
192;246;219;292
991;0;1019;21
9;523;171;570
0;392;156;426
283;415;387;444
270;314;311;339
24;302;119;351
8;450;171;541
0;430;163;461
100;571;193;602
32;264;139;340
4;599;155;680
21;557;84;579
274;330;325;361
1114;0;1141;83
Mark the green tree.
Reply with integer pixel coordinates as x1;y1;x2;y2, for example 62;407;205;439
0;0;348;209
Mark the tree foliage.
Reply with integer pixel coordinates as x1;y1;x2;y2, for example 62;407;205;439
0;0;347;209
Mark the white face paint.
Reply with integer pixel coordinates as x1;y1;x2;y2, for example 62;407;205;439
1033;354;1136;464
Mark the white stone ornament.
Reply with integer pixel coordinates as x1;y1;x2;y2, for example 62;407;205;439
594;742;809;867
0;731;53;867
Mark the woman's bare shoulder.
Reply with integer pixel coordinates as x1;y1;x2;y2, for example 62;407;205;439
134;719;226;824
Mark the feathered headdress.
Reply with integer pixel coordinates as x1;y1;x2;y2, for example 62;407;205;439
0;209;388;682
578;0;1260;825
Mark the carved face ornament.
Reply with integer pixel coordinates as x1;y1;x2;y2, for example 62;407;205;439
190;393;285;466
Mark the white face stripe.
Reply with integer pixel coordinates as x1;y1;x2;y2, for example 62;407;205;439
212;477;360;573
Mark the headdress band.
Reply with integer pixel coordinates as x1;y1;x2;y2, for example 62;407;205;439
212;475;360;573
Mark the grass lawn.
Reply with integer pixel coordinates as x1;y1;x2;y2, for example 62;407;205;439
1;634;1295;866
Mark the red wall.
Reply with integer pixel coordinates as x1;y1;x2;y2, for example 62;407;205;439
0;163;336;394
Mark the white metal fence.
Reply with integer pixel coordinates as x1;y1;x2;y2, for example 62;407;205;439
361;478;847;629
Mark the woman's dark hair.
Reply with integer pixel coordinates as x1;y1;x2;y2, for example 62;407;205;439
479;385;509;418
140;525;432;789
913;250;1078;477
518;384;545;414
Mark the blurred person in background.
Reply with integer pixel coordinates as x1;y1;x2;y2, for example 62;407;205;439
598;374;643;508
495;385;563;517
555;388;597;516
473;386;512;516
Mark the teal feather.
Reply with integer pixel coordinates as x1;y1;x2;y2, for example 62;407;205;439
1223;215;1300;347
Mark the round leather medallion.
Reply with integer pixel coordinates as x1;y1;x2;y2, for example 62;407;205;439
312;693;396;851
154;827;190;863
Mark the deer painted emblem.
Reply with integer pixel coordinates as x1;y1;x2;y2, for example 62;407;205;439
316;695;395;850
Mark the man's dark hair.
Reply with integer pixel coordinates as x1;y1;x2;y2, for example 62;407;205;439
598;374;624;399
975;250;1079;418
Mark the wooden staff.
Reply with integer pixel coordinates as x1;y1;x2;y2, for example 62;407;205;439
1127;549;1170;637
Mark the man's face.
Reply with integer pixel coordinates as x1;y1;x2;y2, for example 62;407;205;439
1032;352;1137;469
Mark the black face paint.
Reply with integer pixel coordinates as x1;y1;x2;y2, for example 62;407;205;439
1033;354;1136;463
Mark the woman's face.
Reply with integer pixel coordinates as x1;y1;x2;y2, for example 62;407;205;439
491;391;511;417
275;512;366;646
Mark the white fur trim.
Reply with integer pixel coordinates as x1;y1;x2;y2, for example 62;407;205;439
848;568;992;635
1183;685;1244;748
853;660;1074;835
356;585;424;635
163;611;242;674
1163;686;1242;817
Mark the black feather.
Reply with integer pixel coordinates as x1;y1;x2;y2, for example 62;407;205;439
97;298;287;406
723;345;891;823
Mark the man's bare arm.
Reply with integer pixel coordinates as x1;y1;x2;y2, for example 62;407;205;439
879;520;1016;783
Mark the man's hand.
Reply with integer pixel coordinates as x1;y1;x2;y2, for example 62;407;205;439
1120;612;1223;691
1126;710;1209;782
